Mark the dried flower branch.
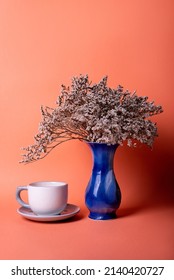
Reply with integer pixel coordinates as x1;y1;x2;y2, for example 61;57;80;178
20;75;163;163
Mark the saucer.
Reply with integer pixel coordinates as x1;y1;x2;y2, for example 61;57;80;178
17;204;80;222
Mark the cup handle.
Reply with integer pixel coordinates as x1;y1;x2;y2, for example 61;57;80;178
16;186;30;209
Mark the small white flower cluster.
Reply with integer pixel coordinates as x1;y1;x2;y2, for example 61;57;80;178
21;75;163;163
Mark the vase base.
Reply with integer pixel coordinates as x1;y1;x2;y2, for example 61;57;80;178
88;211;117;220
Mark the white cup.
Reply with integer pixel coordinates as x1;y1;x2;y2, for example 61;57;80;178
16;181;68;216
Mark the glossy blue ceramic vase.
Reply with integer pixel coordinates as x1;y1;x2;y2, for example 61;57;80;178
85;142;121;220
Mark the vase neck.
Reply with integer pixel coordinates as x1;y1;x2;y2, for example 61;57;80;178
87;142;119;171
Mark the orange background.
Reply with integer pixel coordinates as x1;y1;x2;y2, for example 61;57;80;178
0;0;174;259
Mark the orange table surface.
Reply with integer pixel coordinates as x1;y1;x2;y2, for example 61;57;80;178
0;184;173;260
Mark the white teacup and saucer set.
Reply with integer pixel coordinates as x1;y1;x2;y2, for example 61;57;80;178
16;181;80;222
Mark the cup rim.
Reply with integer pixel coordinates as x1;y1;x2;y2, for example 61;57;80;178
29;181;68;188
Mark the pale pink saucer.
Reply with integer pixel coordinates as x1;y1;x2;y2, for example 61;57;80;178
17;203;80;222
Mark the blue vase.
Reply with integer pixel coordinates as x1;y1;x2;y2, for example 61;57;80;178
85;142;121;220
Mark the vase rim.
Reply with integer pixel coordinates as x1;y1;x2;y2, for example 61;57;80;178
84;141;119;146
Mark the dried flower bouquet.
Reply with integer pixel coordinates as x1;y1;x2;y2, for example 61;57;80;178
21;75;163;163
